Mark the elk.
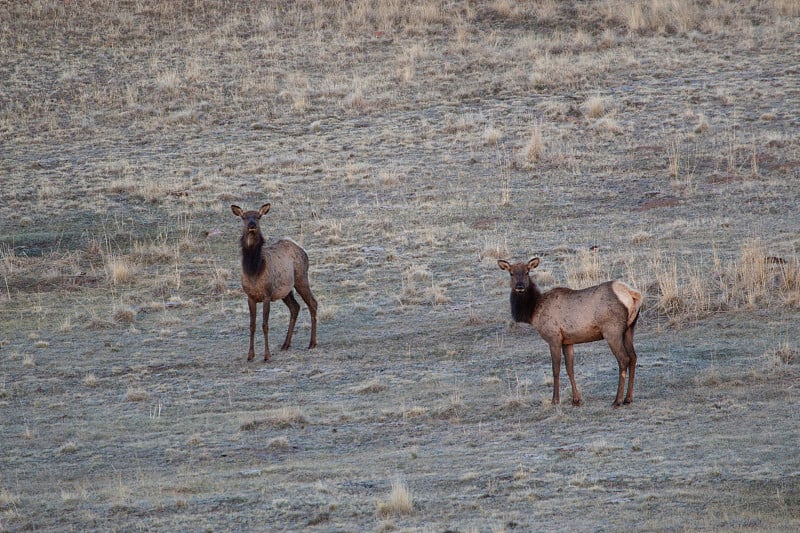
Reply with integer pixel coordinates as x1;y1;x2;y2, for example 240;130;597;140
498;257;642;407
231;203;318;362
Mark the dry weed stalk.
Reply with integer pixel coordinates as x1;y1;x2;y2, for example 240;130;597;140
376;477;414;518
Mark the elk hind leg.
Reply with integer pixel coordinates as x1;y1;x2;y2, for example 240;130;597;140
622;325;638;404
262;300;271;361
607;334;630;407
295;282;318;349
281;292;300;350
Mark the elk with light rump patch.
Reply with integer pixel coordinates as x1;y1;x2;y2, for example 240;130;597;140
498;257;642;407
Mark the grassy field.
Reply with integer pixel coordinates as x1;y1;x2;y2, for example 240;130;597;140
1;1;799;531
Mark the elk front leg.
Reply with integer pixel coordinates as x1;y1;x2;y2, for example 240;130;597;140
563;344;581;406
247;297;257;361
548;343;563;405
262;299;271;361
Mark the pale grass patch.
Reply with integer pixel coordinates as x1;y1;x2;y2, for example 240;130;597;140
503;374;531;410
582;96;610;119
113;306;137;324
631;231;654;245
401;264;449;305
84;373;99;387
124;387;149;402
105;254;136;285
0;488;19;509
732;239;770;308
352;378;387;394
523;123;544;164
58;316;72;333
23;353;36;368
155;69;181;93
318;302;337;322
267;437;290;450
34;340;49;349
376;477;414;518
209;267;231;294
483;126;502;146
58;441;79;455
565;250;605;288
650;253;684;316
694;113;710;134
591;117;623;135
763;342;797;373
240;407;307;430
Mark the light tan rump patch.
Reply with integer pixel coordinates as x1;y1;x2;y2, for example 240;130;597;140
611;281;642;326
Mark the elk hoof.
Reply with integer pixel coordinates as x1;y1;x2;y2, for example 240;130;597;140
308;341;317;349
571;398;582;407
247;352;255;362
263;353;271;362
623;398;633;405
280;343;291;351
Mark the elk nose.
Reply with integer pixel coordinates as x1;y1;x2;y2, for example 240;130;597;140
514;283;526;292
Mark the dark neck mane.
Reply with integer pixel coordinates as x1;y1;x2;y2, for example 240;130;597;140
240;232;265;277
509;283;541;323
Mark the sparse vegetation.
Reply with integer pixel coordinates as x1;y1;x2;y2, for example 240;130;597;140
1;1;798;531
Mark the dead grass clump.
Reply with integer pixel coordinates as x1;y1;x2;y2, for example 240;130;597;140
267;437;290;450
376;477;414;518
763;342;797;372
481;236;509;260
623;0;702;35
58;441;79;455
113;307;137;324
352;379;387;394
400;265;449;305
105;255;136;285
209;267;231;294
523;124;544;164
124;387;149;402
730;239;771;308
582;96;610;119
565;250;605;289
0;488;19;510
503;376;531;410
483;126;502;146
84;373;99;387
240;407;307;431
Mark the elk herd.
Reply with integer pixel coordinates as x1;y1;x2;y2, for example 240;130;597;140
231;203;643;408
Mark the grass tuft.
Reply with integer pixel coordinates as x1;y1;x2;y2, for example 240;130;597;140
376;477;414;518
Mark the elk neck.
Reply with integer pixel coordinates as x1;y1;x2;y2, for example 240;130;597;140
240;230;266;277
509;281;541;324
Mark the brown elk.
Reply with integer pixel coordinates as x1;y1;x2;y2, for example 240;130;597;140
498;257;642;407
231;203;318;361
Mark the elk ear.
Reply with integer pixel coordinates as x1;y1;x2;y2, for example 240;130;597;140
259;203;271;216
497;260;511;271
231;205;243;217
527;257;540;270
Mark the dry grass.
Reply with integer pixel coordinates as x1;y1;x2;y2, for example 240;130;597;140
376;477;414;518
2;1;799;531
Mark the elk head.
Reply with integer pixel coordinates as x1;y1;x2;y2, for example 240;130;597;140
497;257;540;293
